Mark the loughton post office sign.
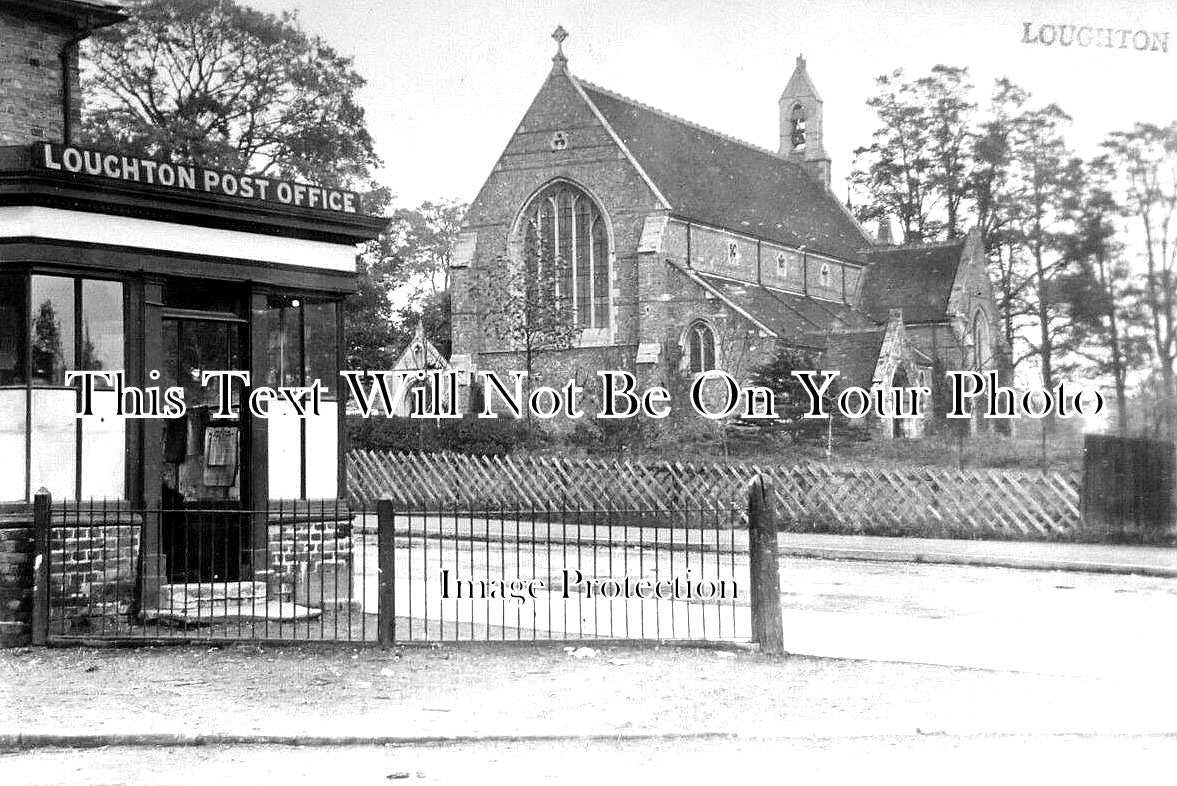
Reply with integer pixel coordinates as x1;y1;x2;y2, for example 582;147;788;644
35;142;361;214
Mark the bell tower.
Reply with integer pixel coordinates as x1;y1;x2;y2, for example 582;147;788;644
779;55;831;187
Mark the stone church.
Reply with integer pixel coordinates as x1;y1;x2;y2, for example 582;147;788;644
451;29;999;437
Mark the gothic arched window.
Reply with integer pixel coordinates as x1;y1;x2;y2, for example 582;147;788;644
685;320;717;374
972;310;990;369
518;182;611;330
790;103;807;151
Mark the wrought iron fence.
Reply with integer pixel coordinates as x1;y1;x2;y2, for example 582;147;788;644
375;502;750;643
46;498;375;644
40;496;751;646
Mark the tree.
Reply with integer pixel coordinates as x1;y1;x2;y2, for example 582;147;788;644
1007;104;1080;408
919;66;977;239
80;0;379;188
473;229;581;412
1057;156;1148;434
970;79;1032;373
385;200;466;301
1103;122;1177;437
346;187;405;371
399;290;452;360
739;345;869;447
850;66;976;242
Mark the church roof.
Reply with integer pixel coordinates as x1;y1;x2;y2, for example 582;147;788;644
576;79;872;261
781;56;822;101
824;329;886;388
677;264;871;348
859;240;965;323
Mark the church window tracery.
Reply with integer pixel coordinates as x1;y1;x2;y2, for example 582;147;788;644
518;182;611;330
684;320;717;374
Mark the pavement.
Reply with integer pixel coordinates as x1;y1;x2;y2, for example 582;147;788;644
380;513;1177;577
778;532;1177;577
2;643;1176;745
3;526;1175;781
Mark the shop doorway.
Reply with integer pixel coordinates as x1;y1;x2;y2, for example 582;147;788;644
161;313;249;583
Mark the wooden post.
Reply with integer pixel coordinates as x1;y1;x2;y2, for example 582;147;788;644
747;477;785;655
31;489;50;646
376;499;395;647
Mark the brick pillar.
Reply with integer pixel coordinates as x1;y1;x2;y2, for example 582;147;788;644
0;505;35;647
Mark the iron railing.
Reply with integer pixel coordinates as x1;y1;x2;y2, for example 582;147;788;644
377;502;750;643
40;496;751;645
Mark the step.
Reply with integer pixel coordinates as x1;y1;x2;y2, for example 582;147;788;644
159;581;267;610
146;598;322;624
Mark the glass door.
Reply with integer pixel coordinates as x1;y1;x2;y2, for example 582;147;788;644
161;316;247;582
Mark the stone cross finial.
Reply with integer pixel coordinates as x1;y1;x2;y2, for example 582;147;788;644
551;25;568;71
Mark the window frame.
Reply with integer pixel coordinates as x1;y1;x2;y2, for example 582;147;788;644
683;320;718;375
515;180;613;343
1;271;127;501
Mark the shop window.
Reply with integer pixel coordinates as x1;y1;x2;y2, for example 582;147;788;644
304;301;338;397
263;296;340;499
2;275;125;501
685;320;717;374
30;276;74;386
81;280;125;381
0;275;26;385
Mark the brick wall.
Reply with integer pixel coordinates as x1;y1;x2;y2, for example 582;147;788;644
264;514;352;606
0;507;34;647
50;514;140;632
0;9;80;145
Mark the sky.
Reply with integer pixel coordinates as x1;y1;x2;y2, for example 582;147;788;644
238;0;1177;211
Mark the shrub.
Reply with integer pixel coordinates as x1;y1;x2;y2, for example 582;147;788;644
347;415;535;456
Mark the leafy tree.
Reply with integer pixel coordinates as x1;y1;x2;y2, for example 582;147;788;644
1057;156;1148;434
346;187;404;370
739;345;868;446
970;79;1032;371
473;228;581;413
400;290;452;360
385;200;466;301
1103;122;1177;437
850;66;976;242
80;0;379;187
1006;104;1080;408
919;66;976;239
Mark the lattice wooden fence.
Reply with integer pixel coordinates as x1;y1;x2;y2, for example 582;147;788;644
347;450;1083;538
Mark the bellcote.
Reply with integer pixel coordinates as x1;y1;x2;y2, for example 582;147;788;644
778;55;831;187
